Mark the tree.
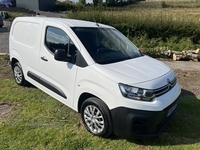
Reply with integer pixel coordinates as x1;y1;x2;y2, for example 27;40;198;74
79;0;86;4
93;0;103;6
106;0;119;6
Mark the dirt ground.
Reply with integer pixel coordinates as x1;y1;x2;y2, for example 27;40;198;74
0;56;200;117
163;60;200;97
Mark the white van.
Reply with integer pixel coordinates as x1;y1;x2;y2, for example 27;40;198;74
9;17;181;139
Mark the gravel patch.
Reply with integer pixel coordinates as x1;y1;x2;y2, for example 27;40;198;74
0;31;9;54
162;60;200;71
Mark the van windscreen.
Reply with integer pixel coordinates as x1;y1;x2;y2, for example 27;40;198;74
72;27;142;64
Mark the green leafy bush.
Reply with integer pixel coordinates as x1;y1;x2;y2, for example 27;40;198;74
161;1;168;8
55;0;76;11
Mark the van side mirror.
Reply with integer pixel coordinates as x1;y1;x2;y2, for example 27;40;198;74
54;49;72;62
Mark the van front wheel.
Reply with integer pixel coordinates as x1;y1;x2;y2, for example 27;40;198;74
81;97;113;137
13;62;28;86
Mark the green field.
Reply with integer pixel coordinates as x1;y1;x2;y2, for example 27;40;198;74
1;1;200;149
1;67;200;149
0;56;200;149
68;0;200;55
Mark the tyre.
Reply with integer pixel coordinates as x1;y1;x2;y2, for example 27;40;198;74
13;62;28;86
81;97;113;137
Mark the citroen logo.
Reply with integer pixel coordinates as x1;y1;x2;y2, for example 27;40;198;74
167;79;172;89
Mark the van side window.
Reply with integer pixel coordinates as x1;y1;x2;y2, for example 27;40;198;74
45;26;77;63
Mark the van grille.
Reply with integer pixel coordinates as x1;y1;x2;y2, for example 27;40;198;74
133;119;148;134
153;77;177;97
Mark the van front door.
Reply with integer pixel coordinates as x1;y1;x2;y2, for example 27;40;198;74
38;24;78;108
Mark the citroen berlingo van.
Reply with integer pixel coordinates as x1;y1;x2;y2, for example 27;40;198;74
9;16;181;139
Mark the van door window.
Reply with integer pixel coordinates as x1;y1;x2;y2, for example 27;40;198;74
45;26;77;63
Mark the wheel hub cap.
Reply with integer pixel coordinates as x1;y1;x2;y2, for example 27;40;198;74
84;105;104;134
14;66;22;83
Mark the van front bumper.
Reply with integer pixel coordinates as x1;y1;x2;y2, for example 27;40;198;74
110;99;178;139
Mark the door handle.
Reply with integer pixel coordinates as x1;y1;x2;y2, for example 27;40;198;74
41;56;48;61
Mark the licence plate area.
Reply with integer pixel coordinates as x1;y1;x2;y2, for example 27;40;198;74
167;102;177;117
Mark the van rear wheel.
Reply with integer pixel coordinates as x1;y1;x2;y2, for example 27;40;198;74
81;97;113;137
13;62;28;86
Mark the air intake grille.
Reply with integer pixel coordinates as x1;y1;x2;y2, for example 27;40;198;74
153;77;177;97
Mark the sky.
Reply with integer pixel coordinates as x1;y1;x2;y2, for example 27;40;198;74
58;0;93;4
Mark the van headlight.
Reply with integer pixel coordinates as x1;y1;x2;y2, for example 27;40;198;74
119;83;155;101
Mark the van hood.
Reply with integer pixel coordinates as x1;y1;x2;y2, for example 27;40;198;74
91;56;171;86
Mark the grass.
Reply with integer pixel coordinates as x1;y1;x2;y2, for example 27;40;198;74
1;56;200;149
1;1;200;149
4;12;27;21
67;0;200;54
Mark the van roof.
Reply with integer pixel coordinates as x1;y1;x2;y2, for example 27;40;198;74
14;16;113;28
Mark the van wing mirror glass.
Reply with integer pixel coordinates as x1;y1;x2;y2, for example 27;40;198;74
54;49;72;62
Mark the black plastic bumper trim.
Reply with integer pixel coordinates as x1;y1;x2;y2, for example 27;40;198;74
110;99;178;139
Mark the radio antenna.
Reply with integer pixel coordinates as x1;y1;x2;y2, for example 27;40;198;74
93;14;99;27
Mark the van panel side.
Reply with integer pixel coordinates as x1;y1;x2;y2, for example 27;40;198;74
13;21;40;47
10;19;44;84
